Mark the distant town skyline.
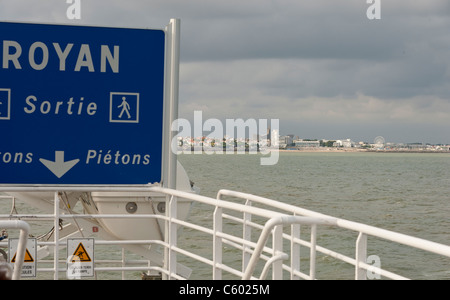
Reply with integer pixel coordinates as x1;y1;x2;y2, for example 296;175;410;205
176;132;450;146
172;114;450;145
276;131;449;145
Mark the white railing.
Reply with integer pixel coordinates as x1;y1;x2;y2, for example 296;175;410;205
1;187;450;280
216;189;450;280
0;220;30;280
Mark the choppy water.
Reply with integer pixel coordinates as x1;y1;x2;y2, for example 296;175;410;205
1;151;450;280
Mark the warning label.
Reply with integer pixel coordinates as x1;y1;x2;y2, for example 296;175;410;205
11;248;34;263
8;238;36;278
71;243;92;262
67;238;94;279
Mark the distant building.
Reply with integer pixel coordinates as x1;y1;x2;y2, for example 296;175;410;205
294;139;320;148
279;135;294;148
406;143;425;150
333;139;355;148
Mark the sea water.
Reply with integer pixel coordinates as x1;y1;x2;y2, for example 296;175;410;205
1;151;449;279
177;151;450;280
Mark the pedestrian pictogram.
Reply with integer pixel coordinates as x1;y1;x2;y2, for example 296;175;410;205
11;248;34;263
71;242;91;262
118;96;131;119
110;92;140;123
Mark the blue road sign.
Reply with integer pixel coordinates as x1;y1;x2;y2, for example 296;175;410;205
0;22;165;185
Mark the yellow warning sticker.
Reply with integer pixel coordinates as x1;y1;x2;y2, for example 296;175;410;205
71;243;92;262
11;248;34;263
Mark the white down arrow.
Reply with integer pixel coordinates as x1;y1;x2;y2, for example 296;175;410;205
39;151;80;178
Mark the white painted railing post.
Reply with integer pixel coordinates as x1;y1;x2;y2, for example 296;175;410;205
54;191;60;280
272;225;283;279
213;206;223;280
291;223;301;280
242;199;252;272
168;195;177;279
310;224;317;280
356;232;368;280
121;248;126;280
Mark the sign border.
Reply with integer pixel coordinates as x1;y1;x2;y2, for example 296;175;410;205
0;19;179;188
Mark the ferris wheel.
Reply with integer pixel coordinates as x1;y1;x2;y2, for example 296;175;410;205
373;136;385;145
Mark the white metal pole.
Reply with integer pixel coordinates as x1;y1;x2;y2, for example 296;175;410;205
168;195;177;279
272;225;283;279
162;27;170;187
309;224;317;280
290;223;301;280
163;18;181;279
122;248;125;280
167;18;180;191
54;191;60;280
213;207;223;280
242;199;252;272
355;232;368;280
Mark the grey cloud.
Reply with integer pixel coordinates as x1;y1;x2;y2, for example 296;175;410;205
1;0;449;143
2;1;448;62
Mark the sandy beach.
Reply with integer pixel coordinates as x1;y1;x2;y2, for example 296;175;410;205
278;148;450;153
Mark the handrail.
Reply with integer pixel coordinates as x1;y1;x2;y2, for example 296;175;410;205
217;189;450;258
242;216;331;280
0;220;30;280
2;187;450;280
259;252;289;280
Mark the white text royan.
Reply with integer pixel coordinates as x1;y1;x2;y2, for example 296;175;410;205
2;40;119;73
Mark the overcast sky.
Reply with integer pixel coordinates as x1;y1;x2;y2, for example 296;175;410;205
1;0;450;143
